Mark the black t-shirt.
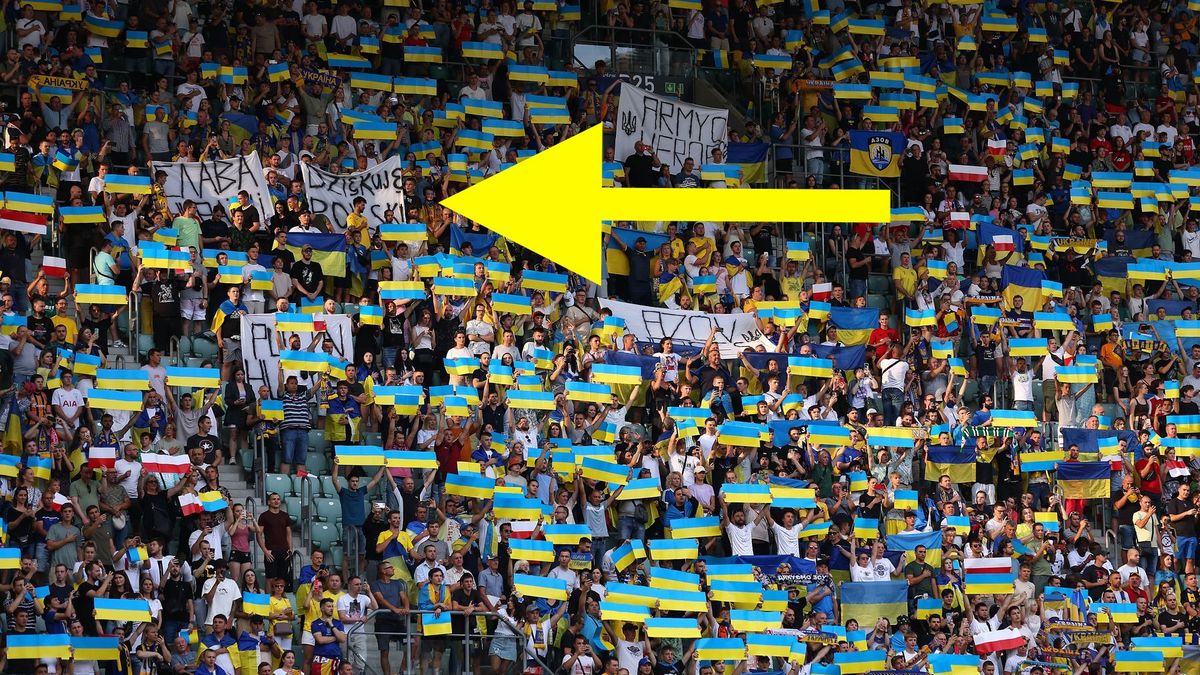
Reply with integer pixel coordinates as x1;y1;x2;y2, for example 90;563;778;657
26;314;53;345
142;278;184;315
162;577;194;621
1114;494;1138;527
846;245;869;280
291;259;323;294
624;153;657;187
976;343;1000;376
1080;564;1108;600
73;581;99;633
201;217;230;242
381;314;406;348
1160;609;1186;633
450;588;483;632
187;432;223;465
1169;497;1196;537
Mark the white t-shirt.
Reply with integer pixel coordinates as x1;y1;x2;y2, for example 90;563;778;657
771;522;803;556
201;577;242;625
176;82;207;113
1011;369;1034;402
301;13;327;38
113;458;142;498
17;18;45;48
869;556;897;580
142;364;168;398
725;521;754;555
188;522;226;559
562;652;596;675
51;387;85;427
615;639;645;674
336;592;372;623
879;358;909;390
1040;348;1065;380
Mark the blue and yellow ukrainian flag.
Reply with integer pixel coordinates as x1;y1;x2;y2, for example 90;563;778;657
841;581;908;631
461;41;504;60
925;446;976;483
1057;462;1110;499
94;598;152;622
647;540;699;564
668;516;720;539
83;13;123;37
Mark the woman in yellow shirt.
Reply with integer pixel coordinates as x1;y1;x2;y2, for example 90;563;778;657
267;577;296;651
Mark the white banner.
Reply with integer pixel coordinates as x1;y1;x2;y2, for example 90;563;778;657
157;152;274;220
614;86;729;173
240;313;353;394
598;298;763;359
301;155;407;225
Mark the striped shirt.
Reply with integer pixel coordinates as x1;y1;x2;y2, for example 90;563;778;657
281;390;312;430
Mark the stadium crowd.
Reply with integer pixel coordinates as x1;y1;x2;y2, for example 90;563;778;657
4;0;1200;675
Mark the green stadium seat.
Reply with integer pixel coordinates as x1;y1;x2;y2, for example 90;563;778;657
305;449;329;475
264;473;295;498
318;476;338;497
284;496;303;523
313;498;341;522
186;357;205;368
191;338;218;360
865;295;889;312
137;335;155;355
239;446;255;476
312;523;340;551
307;429;327;454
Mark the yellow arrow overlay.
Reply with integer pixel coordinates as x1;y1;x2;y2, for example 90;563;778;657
441;125;891;284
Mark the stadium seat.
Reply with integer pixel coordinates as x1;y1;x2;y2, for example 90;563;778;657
362;431;382;446
312;523;340;551
306;449;329;475
308;429;327;454
191;338;218;360
318;476;338;497
186;357;205;368
239;447;255;477
137;334;155;356
313;498;341;522
284;496;303;523
264;473;295;498
868;275;891;295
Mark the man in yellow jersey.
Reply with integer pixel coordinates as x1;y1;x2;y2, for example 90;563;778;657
344;196;368;238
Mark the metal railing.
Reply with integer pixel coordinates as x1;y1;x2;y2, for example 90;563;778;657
301;473;314;557
126;291;138;352
345;608;557;675
571;25;697;87
256;434;269;502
